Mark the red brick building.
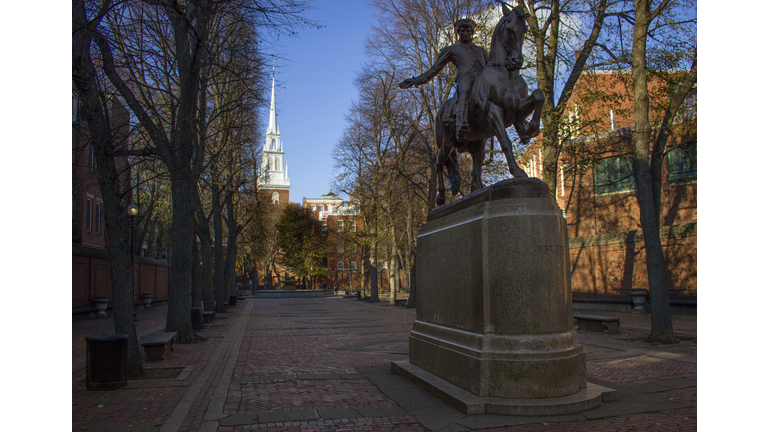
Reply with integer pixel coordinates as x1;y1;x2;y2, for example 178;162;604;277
303;192;366;292
520;71;697;309
72;93;170;314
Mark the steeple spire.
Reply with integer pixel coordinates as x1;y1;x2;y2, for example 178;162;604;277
267;64;278;134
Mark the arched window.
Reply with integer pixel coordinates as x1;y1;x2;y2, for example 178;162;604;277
271;191;279;205
271;138;276;150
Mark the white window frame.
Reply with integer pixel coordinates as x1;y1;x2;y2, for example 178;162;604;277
350;221;356;232
350;261;357;270
94;200;102;235
337;220;344;233
85;195;93;232
337;241;344;253
337;261;344;270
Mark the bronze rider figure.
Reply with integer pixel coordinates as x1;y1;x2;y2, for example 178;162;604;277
399;18;488;140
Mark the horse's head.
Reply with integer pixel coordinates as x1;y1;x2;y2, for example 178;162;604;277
490;3;529;71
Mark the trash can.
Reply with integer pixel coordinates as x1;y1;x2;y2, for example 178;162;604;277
191;307;203;330
85;334;128;391
230;295;237;307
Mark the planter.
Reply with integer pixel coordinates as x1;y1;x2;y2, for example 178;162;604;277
142;293;153;310
630;289;649;313
93;298;109;318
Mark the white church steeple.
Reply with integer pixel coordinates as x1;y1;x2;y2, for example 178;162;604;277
267;72;278;135
258;67;290;195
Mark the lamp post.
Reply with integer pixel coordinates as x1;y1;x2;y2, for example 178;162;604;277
127;203;138;298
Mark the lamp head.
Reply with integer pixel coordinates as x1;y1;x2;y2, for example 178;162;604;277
127;203;139;217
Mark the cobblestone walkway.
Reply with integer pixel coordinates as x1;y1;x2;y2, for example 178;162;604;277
71;296;697;432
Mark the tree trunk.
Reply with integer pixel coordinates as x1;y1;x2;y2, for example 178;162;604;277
166;173;196;342
191;236;202;308
200;231;215;312
632;0;676;344
406;250;417;308
212;183;227;312
225;191;239;298
369;250;380;302
388;227;397;305
72;4;144;375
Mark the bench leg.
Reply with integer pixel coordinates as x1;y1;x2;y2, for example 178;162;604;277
144;345;169;362
579;320;605;333
603;321;620;335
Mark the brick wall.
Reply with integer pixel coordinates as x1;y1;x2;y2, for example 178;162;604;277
73;244;170;311
569;223;696;300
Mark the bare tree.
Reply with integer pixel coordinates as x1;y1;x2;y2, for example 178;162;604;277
73;0;143;376
629;0;695;343
77;0;314;341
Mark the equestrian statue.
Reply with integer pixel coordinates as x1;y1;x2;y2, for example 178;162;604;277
399;3;544;206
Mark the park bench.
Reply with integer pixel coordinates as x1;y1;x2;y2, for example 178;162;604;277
573;314;620;335
140;332;177;362
203;310;215;323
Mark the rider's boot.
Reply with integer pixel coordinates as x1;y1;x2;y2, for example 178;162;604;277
456;101;470;139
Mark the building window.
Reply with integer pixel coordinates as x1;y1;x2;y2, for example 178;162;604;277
337;241;344;253
350;243;357;253
271;191;279;205
594;157;636;195
337;220;344;233
350;221;356;232
321;226;327;236
85;197;93;232
668;141;697;184
311;205;316;211
337;261;345;270
94;201;102;235
350;261;357;270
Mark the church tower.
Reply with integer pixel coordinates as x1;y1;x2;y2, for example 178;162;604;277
258;70;290;207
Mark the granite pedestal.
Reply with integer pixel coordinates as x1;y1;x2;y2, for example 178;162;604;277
392;178;613;414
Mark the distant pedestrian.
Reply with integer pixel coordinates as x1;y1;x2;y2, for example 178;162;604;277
334;283;339;295
322;282;327;292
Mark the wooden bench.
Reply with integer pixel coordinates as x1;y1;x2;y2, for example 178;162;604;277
141;332;177;362
573;314;620;334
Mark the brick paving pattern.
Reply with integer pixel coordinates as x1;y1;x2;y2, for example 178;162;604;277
71;296;697;432
236;379;397;412
588;355;697;383
225;416;426;432
480;408;697;431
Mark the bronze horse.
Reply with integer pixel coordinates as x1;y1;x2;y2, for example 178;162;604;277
433;4;543;205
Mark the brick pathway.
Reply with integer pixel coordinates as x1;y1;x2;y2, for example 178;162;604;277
72;297;697;432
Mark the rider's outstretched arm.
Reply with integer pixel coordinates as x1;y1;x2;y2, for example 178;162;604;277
408;46;454;86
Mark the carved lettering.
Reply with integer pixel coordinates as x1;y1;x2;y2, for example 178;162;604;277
510;245;565;254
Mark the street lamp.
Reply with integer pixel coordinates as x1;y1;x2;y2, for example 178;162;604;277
127;203;138;279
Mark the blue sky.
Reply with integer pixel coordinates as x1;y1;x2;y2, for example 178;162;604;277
263;0;376;203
